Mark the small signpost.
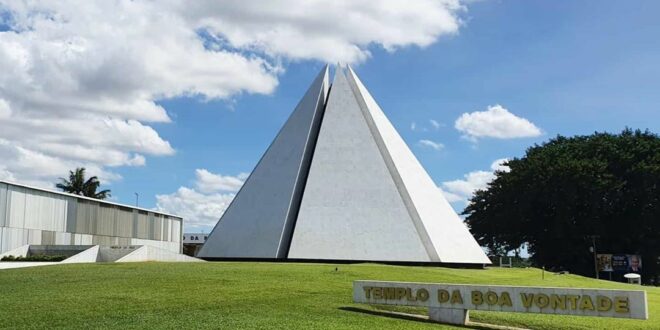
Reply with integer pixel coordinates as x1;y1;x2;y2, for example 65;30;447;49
353;280;648;326
499;256;512;268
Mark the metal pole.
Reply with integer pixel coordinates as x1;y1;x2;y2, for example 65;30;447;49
591;235;599;279
135;192;139;207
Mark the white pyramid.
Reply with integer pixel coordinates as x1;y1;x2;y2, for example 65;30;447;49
199;65;490;265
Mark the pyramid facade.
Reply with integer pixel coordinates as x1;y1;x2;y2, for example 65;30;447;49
198;66;490;265
198;67;328;259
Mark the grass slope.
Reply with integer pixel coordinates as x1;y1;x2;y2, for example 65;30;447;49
0;262;656;329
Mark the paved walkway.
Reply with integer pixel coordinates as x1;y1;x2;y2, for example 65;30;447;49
0;262;60;270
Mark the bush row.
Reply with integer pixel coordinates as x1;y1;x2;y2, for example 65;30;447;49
1;255;67;262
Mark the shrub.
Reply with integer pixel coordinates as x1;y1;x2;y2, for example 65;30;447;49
1;255;67;262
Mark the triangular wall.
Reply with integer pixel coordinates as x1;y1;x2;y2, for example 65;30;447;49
288;68;431;262
344;66;490;264
197;66;329;259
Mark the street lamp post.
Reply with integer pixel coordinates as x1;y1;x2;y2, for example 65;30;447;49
590;235;599;279
135;192;139;207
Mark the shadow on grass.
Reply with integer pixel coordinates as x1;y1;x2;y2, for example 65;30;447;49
339;307;495;329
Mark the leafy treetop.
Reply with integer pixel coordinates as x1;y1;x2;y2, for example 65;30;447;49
464;128;659;282
56;167;111;200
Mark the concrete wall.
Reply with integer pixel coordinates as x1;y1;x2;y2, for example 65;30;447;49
0;181;182;254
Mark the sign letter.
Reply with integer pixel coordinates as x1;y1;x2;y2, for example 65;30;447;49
363;287;372;299
437;289;449;303
521;293;534;308
597;296;612;312
471;291;483;305
614;297;629;313
451;290;464;304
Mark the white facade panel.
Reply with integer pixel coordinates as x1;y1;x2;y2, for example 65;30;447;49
115;207;134;238
97;205;116;236
136;211;149;239
0;183;7;228
345;67;490;264
153;215;163;241
288;69;429;262
28;229;42;245
171;221;181;243
1;227;26;252
55;232;72;245
80;234;93;245
76;200;98;234
7;186;26;228
0;227;5;252
161;218;169;242
167;219;172;242
23;190;68;232
168;220;173;242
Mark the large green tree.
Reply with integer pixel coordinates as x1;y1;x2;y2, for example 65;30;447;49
464;129;659;282
56;167;111;200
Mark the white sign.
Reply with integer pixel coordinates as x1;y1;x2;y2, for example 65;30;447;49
353;281;648;325
183;233;208;244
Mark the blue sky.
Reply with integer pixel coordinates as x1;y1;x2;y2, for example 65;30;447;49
1;1;659;232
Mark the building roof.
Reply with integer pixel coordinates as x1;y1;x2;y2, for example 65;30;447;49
0;180;182;219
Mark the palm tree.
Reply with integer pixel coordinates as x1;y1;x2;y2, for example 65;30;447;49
56;168;111;200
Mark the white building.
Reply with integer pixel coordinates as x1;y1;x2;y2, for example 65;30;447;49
0;180;182;254
198;65;491;265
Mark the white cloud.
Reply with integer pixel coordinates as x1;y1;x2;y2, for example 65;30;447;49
419;139;444;151
490;158;511;172
156;187;236;230
195;169;249;193
412;119;443;132
441;158;509;205
0;167;16;182
156;169;248;230
439;187;464;203
0;99;10;119
442;170;494;200
455;105;542;141
0;0;469;186
185;0;465;64
0;139;120;188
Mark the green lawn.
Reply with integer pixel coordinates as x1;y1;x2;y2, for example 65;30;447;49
0;262;656;329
